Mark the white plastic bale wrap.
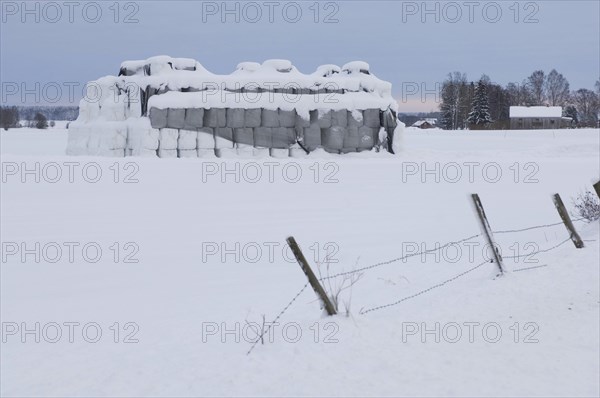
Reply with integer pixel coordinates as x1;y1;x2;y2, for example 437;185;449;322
158;149;177;158
178;149;198;158
215;127;234;148
178;129;198;150
197;127;215;149
159;128;179;150
127;123;159;155
66;122;90;156
197;148;217;158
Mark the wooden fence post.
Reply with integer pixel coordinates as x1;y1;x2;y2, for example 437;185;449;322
286;236;337;316
552;193;584;248
593;180;600;199
471;194;505;275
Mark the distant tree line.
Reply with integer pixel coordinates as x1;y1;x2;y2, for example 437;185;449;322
439;70;600;130
0;106;78;131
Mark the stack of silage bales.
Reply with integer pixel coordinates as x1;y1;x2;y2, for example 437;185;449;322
67;56;403;157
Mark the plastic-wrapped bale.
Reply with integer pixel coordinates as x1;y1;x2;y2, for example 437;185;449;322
215;148;237;158
322;126;345;152
382;109;399;154
270;148;289;158
348;110;364;128
261;109;279;127
178;129;198;150
279;109;296;128
227;108;245;128
149;107;168;128
295;111;310;128
184;108;203;129
204;108;227;127
331;109;347;127
244;108;261;127
215;127;234;148
234;127;254;146
235;127;254;156
66;123;90;155
253;148;270;157
87;123;127;157
158;149;177;158
343;126;360;152
197;127;215;149
167;108;186;129
364;109;381;128
98;92;128;122
254;127;272;148
178;149;198;158
312;109;332;128
272;127;296;149
301;124;321;151
159;128;179;150
358;126;377;150
197;148;216;158
127;126;159;156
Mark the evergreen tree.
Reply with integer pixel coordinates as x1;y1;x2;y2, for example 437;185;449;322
563;105;578;126
0;106;19;130
467;80;493;127
34;112;48;129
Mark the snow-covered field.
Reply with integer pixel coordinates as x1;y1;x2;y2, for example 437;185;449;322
1;127;599;397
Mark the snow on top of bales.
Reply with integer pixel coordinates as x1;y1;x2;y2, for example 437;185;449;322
113;56;395;111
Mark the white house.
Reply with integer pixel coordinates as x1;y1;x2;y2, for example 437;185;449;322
509;106;571;129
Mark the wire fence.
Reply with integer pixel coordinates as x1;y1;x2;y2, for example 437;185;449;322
246;215;591;355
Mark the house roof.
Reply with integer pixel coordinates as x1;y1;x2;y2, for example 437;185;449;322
509;106;562;118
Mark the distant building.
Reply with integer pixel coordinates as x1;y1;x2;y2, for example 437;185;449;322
509;106;571;129
412;118;437;129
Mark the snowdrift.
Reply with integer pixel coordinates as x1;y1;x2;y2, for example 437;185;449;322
66;56;402;158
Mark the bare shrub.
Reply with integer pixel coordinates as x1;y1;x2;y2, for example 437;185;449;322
572;190;600;222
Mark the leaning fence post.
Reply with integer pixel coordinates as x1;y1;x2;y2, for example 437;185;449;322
286;236;337;316
471;194;505;275
593;180;600;199
552;193;584;248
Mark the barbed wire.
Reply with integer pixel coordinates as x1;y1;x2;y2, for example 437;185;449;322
318;233;483;282
248;216;586;354
359;259;491;315
513;264;548;272
502;237;572;259
246;281;309;355
493;217;585;235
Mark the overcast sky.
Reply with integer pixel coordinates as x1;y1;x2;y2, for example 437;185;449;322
1;0;599;111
